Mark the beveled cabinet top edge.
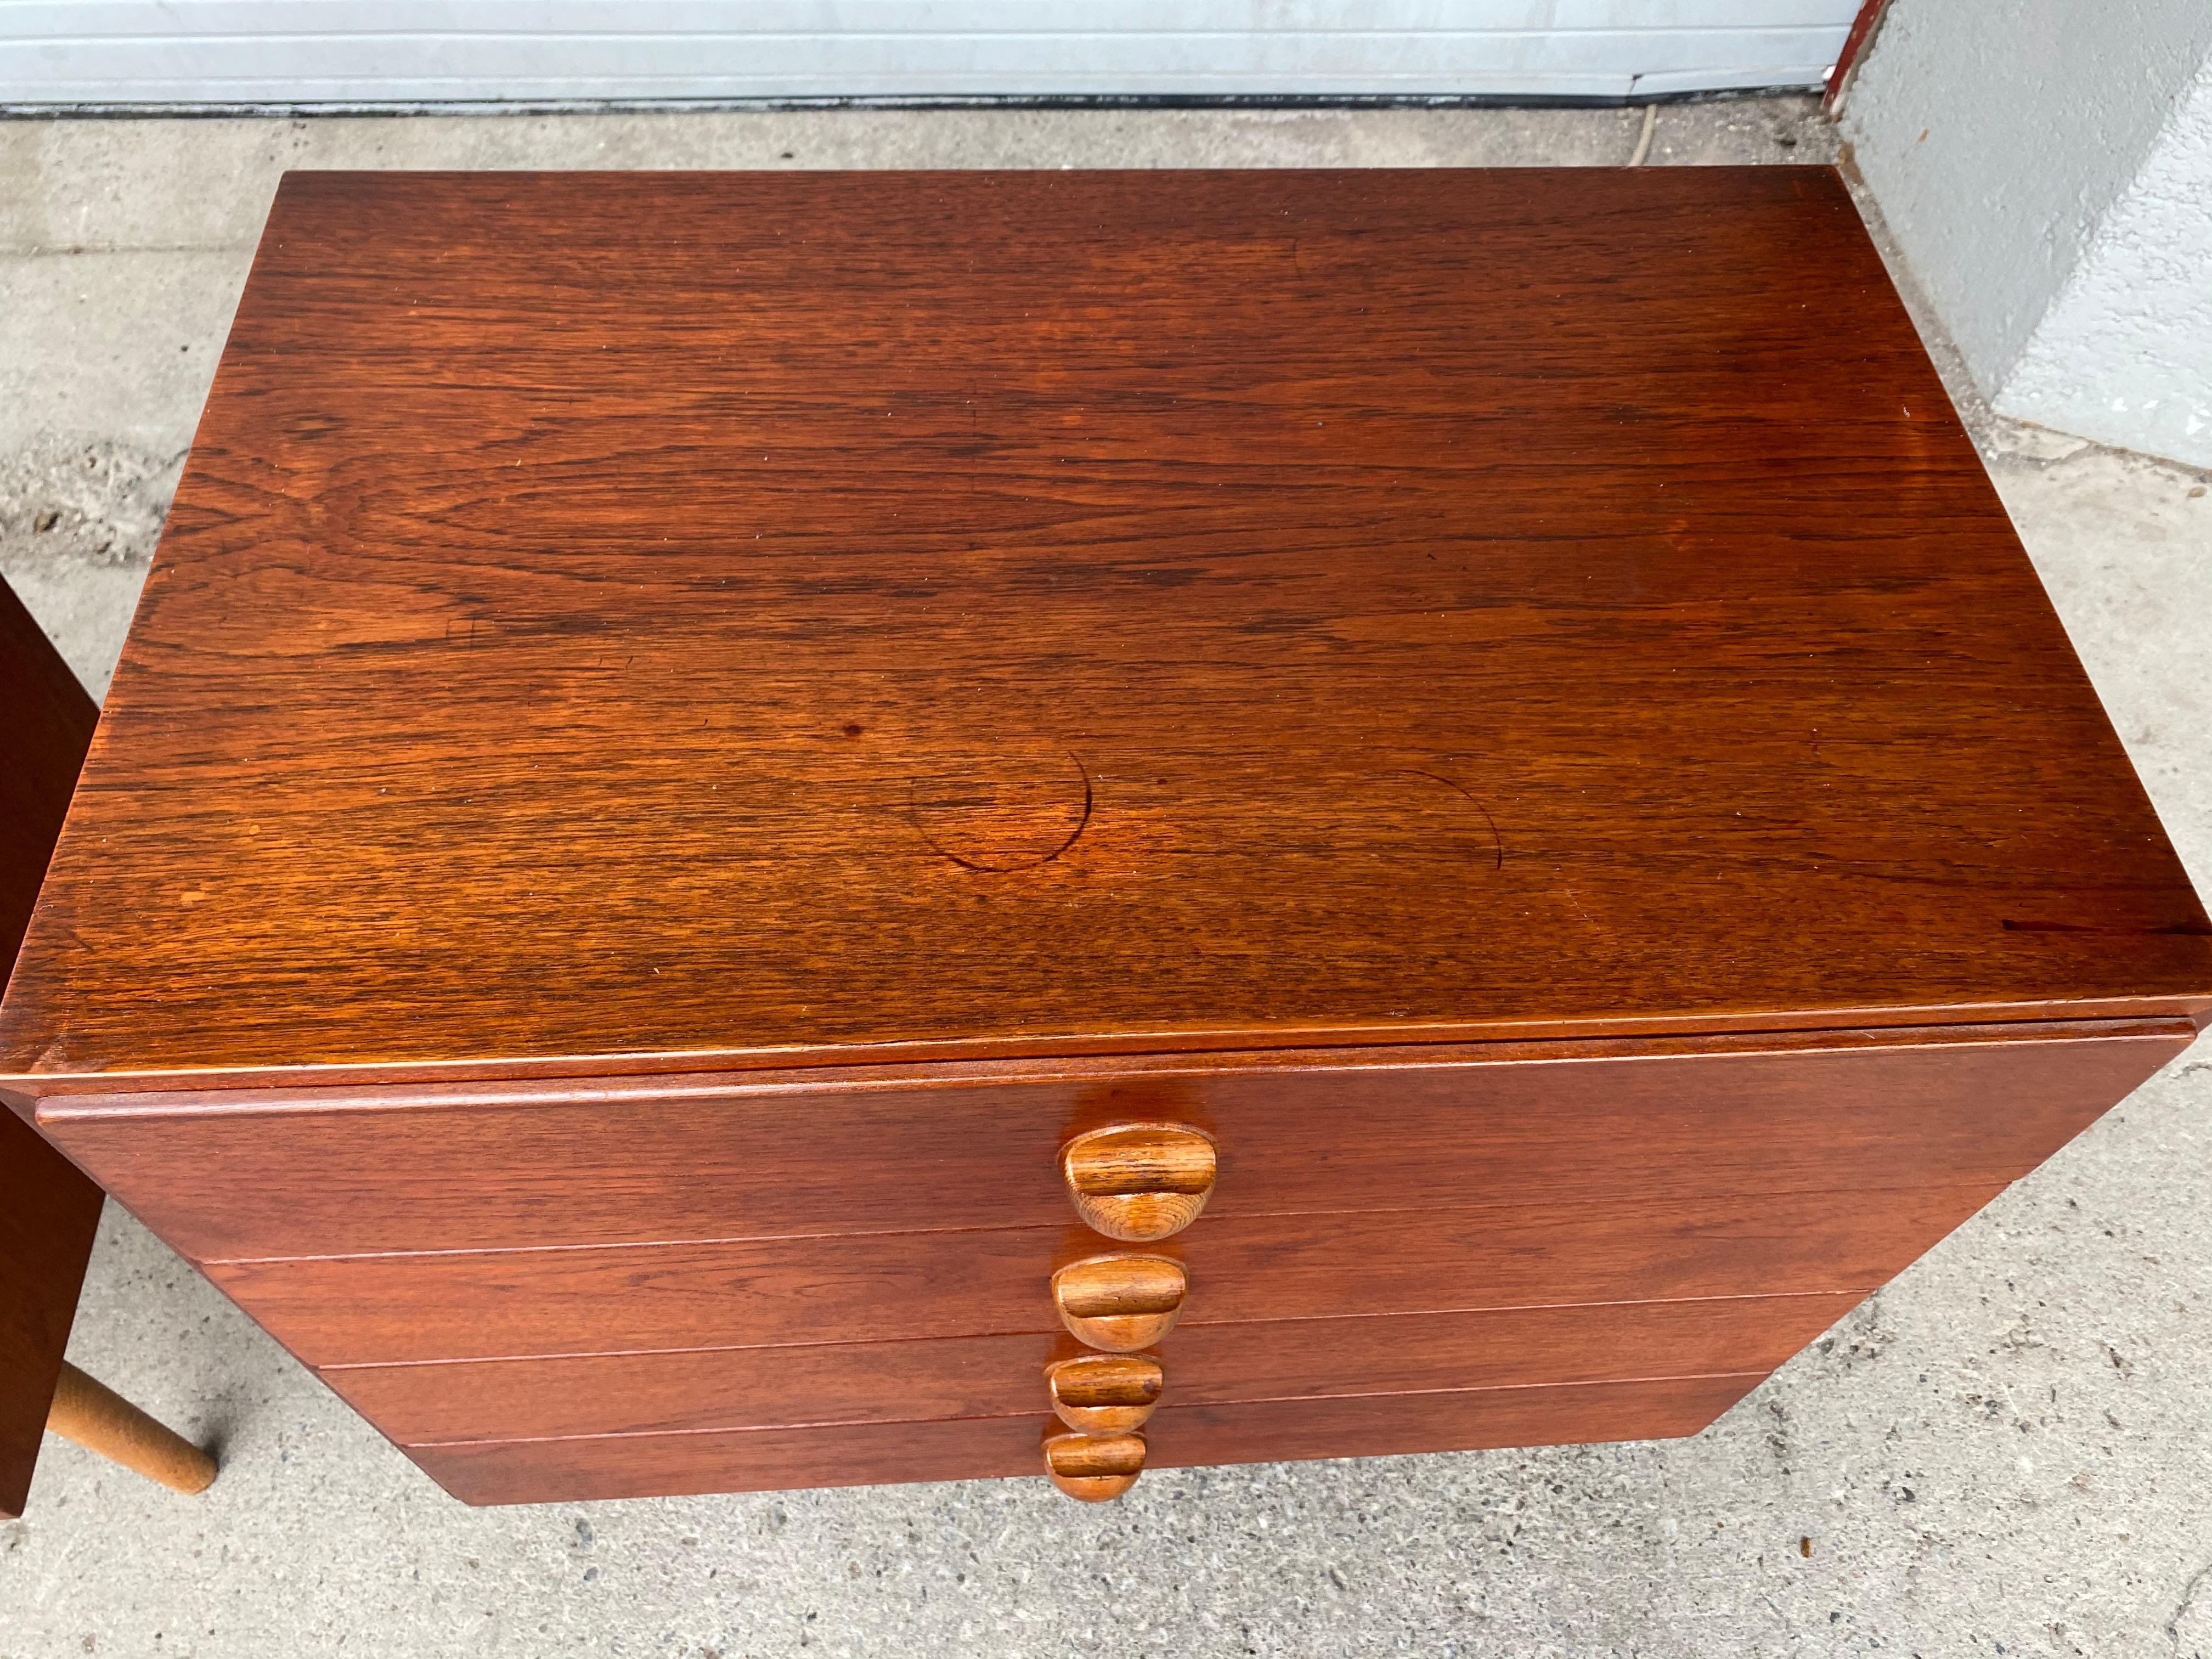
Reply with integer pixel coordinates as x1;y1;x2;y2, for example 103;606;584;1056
14;1009;2202;1119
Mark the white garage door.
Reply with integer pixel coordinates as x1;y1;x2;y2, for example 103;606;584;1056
0;2;1860;106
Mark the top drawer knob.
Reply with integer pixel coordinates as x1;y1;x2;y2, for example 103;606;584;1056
1059;1123;1218;1240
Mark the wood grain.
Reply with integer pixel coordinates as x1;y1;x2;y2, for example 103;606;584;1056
2;167;2205;1090
409;1372;1764;1505
1045;1353;1164;1432
43;1362;217;1498
322;1291;1862;1444
1042;1428;1147;1501
0;579;96;1049
1051;1252;1188;1350
0;578;104;1519
4;169;2204;1508
208;1184;1999;1367
1060;1122;1216;1241
0;1110;104;1519
37;1022;2188;1261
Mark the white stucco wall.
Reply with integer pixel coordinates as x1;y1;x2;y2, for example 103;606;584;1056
1997;59;2212;465
1842;0;2212;468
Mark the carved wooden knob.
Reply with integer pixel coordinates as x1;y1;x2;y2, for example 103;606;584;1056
1050;1253;1188;1352
1042;1429;1146;1502
1059;1123;1217;1241
1045;1352;1164;1432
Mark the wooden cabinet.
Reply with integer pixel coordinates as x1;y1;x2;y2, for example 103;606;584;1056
2;168;2205;1505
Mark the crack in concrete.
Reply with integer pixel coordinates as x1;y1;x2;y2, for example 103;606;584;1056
2166;1555;2212;1651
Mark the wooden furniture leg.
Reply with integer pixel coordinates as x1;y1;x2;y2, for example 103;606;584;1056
44;1362;217;1495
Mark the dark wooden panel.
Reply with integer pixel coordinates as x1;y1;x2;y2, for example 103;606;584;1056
0;578;96;1037
208;1184;1997;1367
0;578;102;1519
0;1110;104;1520
36;1022;2189;1260
4;167;2207;1091
328;1289;1864;1444
409;1372;1764;1505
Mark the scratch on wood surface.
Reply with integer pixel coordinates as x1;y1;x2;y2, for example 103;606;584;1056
1392;769;1504;871
907;749;1093;874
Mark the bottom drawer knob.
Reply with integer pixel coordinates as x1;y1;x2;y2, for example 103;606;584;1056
1050;1254;1188;1351
1045;1353;1164;1431
1042;1429;1146;1502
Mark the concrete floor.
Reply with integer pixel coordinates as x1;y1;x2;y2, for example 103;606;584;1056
2;101;2209;1658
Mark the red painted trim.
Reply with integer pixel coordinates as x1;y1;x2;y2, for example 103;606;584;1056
1825;0;1894;111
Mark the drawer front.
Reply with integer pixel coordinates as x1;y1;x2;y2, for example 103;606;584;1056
40;1022;2185;1261
327;1290;1864;1443
408;1373;1765;1505
212;1184;1993;1367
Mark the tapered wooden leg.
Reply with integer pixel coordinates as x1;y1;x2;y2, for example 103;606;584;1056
44;1362;217;1495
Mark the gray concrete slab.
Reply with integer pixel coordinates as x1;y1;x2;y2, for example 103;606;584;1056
1;98;2207;1658
0;101;1827;258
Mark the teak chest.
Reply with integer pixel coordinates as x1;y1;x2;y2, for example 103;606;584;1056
4;168;2207;1505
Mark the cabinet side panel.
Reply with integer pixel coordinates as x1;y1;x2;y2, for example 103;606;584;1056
0;1110;103;1518
0;578;101;1516
0;578;95;998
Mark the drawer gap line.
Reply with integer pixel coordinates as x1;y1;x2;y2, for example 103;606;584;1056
393;1369;1781;1450
194;1180;2010;1266
311;1289;1880;1371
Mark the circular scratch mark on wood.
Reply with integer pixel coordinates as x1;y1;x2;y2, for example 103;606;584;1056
1383;769;1504;870
907;746;1093;873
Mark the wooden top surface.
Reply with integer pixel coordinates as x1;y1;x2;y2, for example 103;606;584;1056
3;167;2206;1093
